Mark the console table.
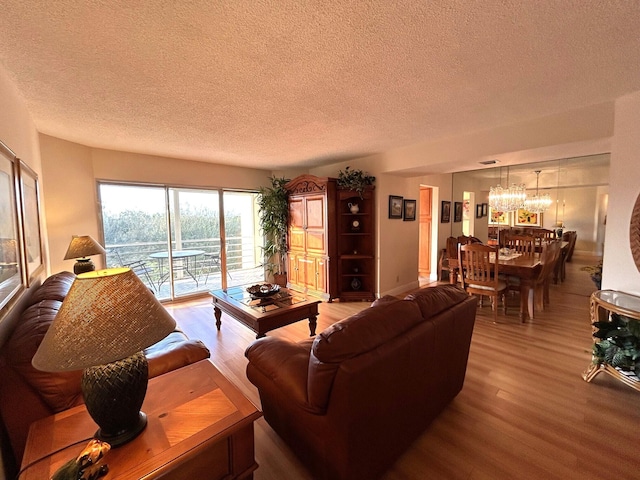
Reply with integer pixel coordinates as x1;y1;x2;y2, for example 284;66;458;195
20;360;262;479
583;289;640;392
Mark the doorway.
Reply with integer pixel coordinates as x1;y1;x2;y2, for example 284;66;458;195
418;186;432;277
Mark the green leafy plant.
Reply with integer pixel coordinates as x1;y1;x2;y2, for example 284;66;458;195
257;176;290;279
592;313;640;377
337;166;375;198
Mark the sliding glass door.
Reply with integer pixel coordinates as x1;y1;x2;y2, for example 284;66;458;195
99;182;263;301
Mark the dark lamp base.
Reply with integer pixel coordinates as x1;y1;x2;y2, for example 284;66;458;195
95;412;147;447
74;258;96;274
81;352;149;448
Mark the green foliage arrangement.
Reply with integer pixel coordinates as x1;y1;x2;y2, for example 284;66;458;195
592;313;640;377
257;176;290;276
337;166;375;198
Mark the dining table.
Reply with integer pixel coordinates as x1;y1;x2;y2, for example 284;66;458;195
148;249;205;287
448;250;542;322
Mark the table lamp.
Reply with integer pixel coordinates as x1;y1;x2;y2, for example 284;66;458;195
64;235;107;274
32;268;177;446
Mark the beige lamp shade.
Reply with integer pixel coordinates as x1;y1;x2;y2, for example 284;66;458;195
32;268;176;372
63;235;106;260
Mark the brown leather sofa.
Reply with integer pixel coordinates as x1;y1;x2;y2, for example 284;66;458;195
245;284;478;480
0;271;211;466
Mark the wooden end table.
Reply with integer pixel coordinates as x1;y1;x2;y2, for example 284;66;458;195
211;286;320;338
20;360;262;479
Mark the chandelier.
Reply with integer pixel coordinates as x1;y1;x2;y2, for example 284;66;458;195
488;167;526;213
524;170;552;213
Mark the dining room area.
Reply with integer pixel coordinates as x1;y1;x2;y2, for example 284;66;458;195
437;152;607;324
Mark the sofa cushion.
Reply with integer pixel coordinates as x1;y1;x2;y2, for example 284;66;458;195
26;271;75;307
312;299;423;363
370;295;400;307
306;299;422;412
4;300;84;412
403;284;469;320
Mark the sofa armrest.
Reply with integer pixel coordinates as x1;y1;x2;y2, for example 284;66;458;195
245;337;311;408
145;330;210;378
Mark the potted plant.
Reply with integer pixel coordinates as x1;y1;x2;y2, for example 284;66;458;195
592;312;640;378
337;166;375;199
258;176;290;286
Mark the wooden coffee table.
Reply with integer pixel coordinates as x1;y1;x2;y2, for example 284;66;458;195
211;286;320;338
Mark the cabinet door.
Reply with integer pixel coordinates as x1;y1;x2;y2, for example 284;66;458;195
304;195;326;254
299;256;316;290
288;197;305;250
314;256;328;293
288;253;299;286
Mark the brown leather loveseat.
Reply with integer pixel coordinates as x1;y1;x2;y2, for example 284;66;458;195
245;284;478;480
0;271;211;466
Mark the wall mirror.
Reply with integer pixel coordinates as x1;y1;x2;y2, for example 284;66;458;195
451;153;610;256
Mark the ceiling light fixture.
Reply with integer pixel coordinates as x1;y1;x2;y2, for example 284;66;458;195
525;170;552;213
488;166;526;213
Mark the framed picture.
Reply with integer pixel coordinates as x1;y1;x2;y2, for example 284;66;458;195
488;207;510;226
389;195;403;219
454;202;463;222
403;199;416;221
515;208;542;227
0;141;24;311
482;203;488;217
441;201;451;223
18;160;44;285
476;204;483;218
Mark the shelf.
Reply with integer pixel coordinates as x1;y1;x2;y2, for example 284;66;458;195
340;232;371;236
339;254;374;260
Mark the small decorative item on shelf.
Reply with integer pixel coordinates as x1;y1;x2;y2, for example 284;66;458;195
348;202;359;214
351;219;361;232
337;166;375;199
351;278;362;291
353;266;360;273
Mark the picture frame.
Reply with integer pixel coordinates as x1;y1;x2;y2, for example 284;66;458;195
18;160;44;285
476;203;483;218
389;195;403;219
0;141;24;311
441;201;451;223
403;199;416;221
482;203;488;217
515;208;542;227
454;202;463;222
488;207;510;226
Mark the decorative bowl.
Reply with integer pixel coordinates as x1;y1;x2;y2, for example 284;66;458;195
246;283;281;298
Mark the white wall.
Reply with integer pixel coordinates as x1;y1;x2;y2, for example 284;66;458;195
39;136;274;275
602;91;640;294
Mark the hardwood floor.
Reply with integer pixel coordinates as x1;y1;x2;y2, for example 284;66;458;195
165;255;640;480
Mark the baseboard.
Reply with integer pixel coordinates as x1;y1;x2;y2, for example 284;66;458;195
380;280;420;298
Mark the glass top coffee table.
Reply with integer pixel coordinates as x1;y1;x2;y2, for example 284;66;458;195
210;286;321;338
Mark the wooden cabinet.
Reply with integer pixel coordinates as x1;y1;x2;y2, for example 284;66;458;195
337;187;375;301
286;175;337;301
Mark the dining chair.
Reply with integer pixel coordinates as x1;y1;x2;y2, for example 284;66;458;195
541;240;562;307
444;236;460;283
109;248;157;292
458;243;507;323
200;251;232;285
504;234;535;255
506;240;561;316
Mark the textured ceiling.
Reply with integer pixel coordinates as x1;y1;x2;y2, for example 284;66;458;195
1;1;640;171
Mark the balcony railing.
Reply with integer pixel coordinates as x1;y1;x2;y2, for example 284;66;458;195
105;237;264;299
